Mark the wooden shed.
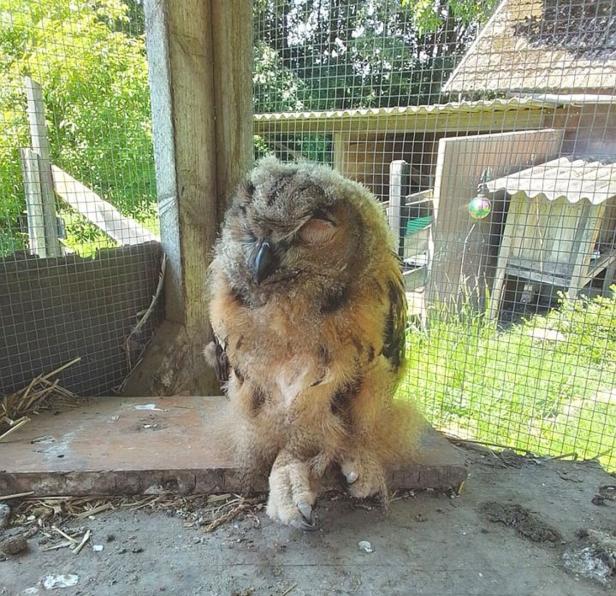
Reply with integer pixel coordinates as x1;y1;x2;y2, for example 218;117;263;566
443;0;616;97
253;98;556;202
487;157;616;318
424;0;616;312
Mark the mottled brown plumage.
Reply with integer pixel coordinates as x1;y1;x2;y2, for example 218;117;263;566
205;157;424;528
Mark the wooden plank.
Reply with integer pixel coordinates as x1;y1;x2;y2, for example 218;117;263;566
19;149;47;257
51;166;158;246
211;0;254;211
145;0;218;327
132;0;254;396
426;129;565;311
0;396;467;496
24;77;61;256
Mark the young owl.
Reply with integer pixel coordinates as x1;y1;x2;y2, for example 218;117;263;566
205;157;424;529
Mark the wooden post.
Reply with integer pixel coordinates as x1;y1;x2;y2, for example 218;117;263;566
389;160;410;257
24;77;62;257
211;0;254;215
123;0;253;396
19;149;47;257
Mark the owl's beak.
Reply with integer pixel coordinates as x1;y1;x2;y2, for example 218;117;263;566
251;240;276;284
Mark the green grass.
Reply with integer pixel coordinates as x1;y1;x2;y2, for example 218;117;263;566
400;290;616;471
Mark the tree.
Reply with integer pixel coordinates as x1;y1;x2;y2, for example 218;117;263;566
253;0;498;112
0;0;154;255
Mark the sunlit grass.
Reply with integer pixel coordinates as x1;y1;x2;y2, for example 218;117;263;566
400;290;616;471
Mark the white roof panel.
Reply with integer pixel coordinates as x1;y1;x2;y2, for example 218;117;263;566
486;157;616;205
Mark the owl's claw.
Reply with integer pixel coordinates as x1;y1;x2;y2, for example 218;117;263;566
344;470;359;484
297;501;314;524
341;454;387;499
267;452;318;530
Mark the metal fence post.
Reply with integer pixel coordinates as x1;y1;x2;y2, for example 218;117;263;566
389;160;410;257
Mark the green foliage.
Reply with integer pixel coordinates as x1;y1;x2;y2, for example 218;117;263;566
254;0;495;114
401;290;616;470
0;0;155;256
402;0;498;35
252;0;496;159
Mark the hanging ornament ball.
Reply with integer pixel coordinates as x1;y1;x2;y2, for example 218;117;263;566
468;194;492;219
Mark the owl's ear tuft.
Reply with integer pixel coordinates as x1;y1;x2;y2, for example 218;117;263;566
235;178;255;210
299;218;337;244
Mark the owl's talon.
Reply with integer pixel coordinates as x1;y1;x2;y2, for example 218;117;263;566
344;470;359;484
297;501;313;523
267;451;318;529
341;453;386;499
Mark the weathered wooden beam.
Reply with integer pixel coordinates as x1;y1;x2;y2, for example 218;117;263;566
0;396;467;496
125;0;253;396
145;0;217;327
52;166;158;246
24;77;62;257
211;0;254;213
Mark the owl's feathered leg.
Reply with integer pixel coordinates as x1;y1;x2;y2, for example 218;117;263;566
266;449;318;530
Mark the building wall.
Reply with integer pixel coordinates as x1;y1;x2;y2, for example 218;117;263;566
546;102;616;158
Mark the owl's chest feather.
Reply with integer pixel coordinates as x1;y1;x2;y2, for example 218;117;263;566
235;303;338;406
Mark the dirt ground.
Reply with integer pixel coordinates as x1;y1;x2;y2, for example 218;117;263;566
1;448;614;596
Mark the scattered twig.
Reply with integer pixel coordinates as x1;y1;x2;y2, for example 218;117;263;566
52;526;79;544
71;529;91;554
122;254;166;374
42;541;74;552
281;584;297;596
587;448;613;461
444;434;527;454
1;358;81;439
544;452;578;461
73;502;115;519
0;417;31;441
0;491;34;501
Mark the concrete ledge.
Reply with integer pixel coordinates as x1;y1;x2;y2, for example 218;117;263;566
0;396;467;496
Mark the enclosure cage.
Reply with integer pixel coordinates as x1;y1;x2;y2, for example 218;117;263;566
1;0;615;472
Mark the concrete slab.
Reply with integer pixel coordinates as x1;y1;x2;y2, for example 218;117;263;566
0;396;467;496
1;454;614;595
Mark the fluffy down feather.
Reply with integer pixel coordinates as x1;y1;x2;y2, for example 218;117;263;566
205;157;425;528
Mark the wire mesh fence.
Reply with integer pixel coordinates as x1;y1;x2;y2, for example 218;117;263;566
253;0;616;470
0;0;162;396
0;0;614;470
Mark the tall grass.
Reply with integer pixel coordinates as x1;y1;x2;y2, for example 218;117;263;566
401;289;616;471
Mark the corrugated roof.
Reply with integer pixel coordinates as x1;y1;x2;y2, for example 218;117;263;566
254;97;556;133
486;157;616;204
444;0;616;94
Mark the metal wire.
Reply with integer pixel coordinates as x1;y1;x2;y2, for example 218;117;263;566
0;0;161;396
0;0;614;470
253;0;616;470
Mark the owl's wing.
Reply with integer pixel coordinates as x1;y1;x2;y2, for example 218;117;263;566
205;335;230;384
381;271;407;371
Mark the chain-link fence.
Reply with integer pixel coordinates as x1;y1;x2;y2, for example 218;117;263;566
253;0;616;470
